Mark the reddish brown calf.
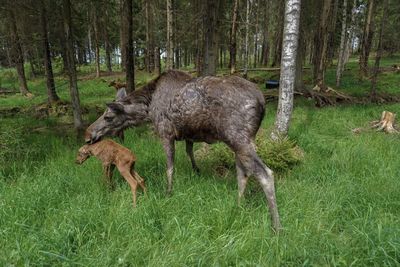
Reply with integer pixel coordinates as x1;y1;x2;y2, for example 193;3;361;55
76;139;146;207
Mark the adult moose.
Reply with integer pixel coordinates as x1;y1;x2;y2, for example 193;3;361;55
85;70;281;231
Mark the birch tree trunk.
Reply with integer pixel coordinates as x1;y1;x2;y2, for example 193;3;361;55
253;0;260;68
271;0;301;140
344;0;357;64
336;0;348;87
229;0;239;74
166;0;174;70
63;0;83;130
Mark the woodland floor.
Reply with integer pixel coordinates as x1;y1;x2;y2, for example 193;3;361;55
1;57;400;266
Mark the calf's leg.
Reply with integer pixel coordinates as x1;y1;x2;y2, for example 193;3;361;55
103;164;115;190
235;144;281;232
185;140;200;173
117;164;139;207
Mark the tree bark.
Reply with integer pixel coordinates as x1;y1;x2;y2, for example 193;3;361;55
63;0;84;130
312;0;332;89
125;0;135;92
243;0;251;78
166;0;174;70
359;0;376;77
253;0;260;68
229;0;239;74
260;0;270;66
201;0;222;76
272;0;301;140
336;0;348;87
145;0;155;73
154;46;161;75
370;0;388;100
40;0;59;103
104;9;112;72
271;0;284;67
120;0;126;70
344;0;357;64
8;10;31;96
92;7;101;78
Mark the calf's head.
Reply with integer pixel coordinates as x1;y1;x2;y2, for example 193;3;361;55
76;145;91;164
85;88;150;144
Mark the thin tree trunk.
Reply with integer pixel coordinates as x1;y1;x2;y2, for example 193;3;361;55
8;10;31;96
344;0;357;64
229;0;239;74
326;0;339;66
260;0;270;66
359;0;375;77
336;0;348;87
243;0;250;78
271;0;284;67
125;0;135;92
272;0;301;140
104;9;112;72
312;0;332;89
253;0;260;68
120;0;126;70
93;8;101;78
370;0;389;100
166;0;174;70
63;0;83;130
145;0;155;73
41;0;59;103
154;46;161;75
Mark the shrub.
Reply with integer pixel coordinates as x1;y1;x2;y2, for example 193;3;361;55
195;130;304;176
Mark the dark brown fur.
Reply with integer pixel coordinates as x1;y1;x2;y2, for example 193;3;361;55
76;139;146;207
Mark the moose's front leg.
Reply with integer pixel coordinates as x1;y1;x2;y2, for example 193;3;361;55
162;139;175;196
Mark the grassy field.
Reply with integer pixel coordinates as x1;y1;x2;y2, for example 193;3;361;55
1;59;400;266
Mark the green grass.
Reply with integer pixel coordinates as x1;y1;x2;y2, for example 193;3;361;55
1;60;400;266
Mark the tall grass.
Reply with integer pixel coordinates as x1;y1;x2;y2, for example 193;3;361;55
1;60;400;265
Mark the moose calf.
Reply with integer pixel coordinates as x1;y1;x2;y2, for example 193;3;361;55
76;139;146;207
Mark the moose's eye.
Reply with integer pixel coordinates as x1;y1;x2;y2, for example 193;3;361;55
104;115;114;122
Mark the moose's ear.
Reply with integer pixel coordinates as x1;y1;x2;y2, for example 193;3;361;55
116;88;127;101
106;102;125;113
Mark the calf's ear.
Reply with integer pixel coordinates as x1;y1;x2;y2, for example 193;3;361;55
106;102;125;114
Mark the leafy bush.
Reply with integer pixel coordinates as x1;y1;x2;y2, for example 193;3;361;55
195;130;304;175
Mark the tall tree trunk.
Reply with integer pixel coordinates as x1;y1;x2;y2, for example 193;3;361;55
125;0;135;92
272;0;301;140
312;0;332;89
344;0;357;64
104;9;112;72
326;0;339;66
92;8;101;78
201;0;222;76
336;0;348;87
63;0;83;130
229;0;239;74
370;0;389;100
253;0;260;68
145;0;155;73
243;0;251;78
120;0;126;70
359;0;376;77
8;10;31;96
260;0;270;66
41;0;59;103
271;0;284;67
166;0;174;70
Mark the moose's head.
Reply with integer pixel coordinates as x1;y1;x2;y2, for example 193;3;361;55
85;88;151;144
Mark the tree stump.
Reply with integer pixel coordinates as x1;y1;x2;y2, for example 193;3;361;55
371;111;398;133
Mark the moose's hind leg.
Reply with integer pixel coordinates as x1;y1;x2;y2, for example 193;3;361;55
235;145;282;232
